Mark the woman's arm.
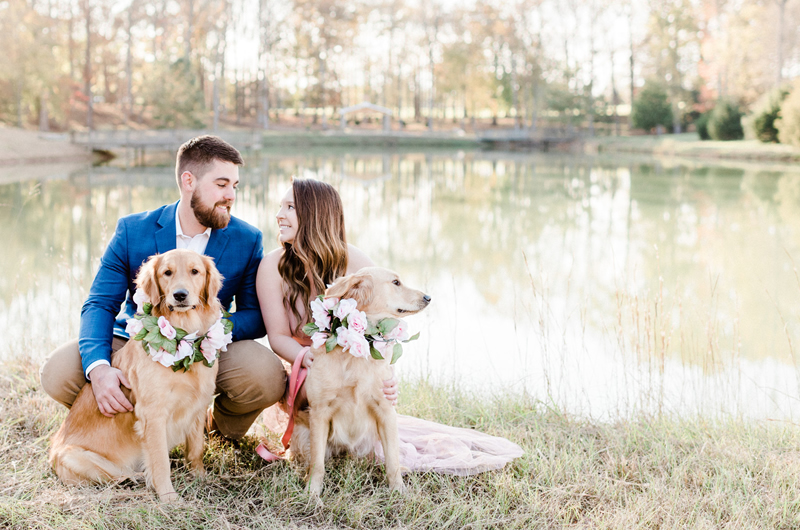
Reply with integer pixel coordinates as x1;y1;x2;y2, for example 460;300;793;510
346;244;375;273
256;249;306;365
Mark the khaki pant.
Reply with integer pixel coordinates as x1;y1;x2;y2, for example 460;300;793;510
40;337;287;440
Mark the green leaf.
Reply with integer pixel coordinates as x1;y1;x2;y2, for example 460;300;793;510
370;345;384;360
144;328;161;343
378;318;399;335
162;339;177;355
175;328;187;341
224;319;233;334
302;322;319;337
143;302;153;314
406;332;420;342
366;322;379;336
134;328;148;341
391;343;403;364
222;308;232;318
325;334;338;353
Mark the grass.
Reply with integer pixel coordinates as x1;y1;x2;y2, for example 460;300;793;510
4;360;800;528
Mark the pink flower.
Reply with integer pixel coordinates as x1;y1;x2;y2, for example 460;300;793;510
149;346;176;368
125;318;144;336
385;319;410;342
175;340;193;361
373;339;394;359
322;297;339;310
347;334;371;358
336;326;369;358
334;298;358;320
347;310;368;335
200;339;218;363
311;332;328;349
157;316;176;340
133;289;150;314
203;320;232;353
335;326;351;348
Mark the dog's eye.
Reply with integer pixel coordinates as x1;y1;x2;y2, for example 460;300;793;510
164;270;172;276
191;269;199;275
392;279;401;286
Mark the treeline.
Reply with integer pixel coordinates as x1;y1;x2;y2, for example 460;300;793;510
1;0;797;133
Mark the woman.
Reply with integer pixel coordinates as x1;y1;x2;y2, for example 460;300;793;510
256;177;398;403
256;177;522;475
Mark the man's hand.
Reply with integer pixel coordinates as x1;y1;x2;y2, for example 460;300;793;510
89;364;133;417
383;367;399;406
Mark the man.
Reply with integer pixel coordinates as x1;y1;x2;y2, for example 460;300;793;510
40;135;286;442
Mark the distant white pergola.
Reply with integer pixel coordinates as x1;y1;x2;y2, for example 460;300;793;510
339;102;393;131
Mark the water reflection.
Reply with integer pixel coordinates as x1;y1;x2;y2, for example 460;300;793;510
2;150;799;421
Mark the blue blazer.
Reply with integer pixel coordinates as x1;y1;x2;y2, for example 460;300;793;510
78;201;266;376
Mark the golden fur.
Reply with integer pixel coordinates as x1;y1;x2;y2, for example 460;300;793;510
49;249;223;502
290;267;430;495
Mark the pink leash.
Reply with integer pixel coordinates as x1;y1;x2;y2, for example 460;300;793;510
255;346;309;462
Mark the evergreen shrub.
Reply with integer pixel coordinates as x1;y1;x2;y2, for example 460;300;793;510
631;84;673;132
707;101;744;141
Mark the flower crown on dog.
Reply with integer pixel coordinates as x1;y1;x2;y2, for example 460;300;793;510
125;289;233;372
302;296;419;364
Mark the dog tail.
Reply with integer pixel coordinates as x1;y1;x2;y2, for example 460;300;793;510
50;444;126;486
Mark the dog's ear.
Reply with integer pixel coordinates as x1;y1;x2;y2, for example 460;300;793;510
135;254;162;305
202;255;224;303
325;273;373;309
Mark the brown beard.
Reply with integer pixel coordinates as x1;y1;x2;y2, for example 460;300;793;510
191;191;231;229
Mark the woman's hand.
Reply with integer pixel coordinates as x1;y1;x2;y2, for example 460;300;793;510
382;366;399;406
302;348;315;369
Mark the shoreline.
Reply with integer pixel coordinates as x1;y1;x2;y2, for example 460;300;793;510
584;132;800;163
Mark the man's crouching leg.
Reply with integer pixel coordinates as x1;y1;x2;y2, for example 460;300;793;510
211;340;287;440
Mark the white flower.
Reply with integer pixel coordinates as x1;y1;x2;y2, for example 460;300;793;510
310;298;332;330
149;346;176;368
334;298;358;320
133;289;150;314
311;332;328;349
335;326;350;348
125;318;144;336
200;320;232;362
175;340;193;361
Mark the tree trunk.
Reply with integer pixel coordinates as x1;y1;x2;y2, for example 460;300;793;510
84;0;92;131
185;0;194;60
124;1;134;127
39;89;49;131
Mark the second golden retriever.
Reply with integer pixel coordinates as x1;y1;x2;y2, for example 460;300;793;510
49;249;225;501
290;267;431;495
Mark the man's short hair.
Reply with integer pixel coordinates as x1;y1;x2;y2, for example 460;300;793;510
175;135;244;188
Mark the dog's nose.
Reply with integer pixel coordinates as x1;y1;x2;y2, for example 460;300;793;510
423;294;431;304
173;289;189;303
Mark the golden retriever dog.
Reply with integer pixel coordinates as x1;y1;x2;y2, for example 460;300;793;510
290;267;431;495
49;249;223;502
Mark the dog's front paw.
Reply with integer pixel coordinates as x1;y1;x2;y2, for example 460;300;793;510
389;478;405;493
306;477;323;497
158;490;180;503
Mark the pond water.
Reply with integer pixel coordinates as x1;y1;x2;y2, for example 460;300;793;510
2;147;799;421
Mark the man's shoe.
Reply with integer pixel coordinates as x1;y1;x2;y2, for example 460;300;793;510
205;408;241;449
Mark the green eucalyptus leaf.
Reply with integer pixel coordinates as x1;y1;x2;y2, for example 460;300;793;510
163;339;177;355
378;318;399;335
325;334;338;352
302;322;319;337
391;343;403;364
370;345;384;360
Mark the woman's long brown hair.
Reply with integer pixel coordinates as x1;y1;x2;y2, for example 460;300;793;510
278;178;349;335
